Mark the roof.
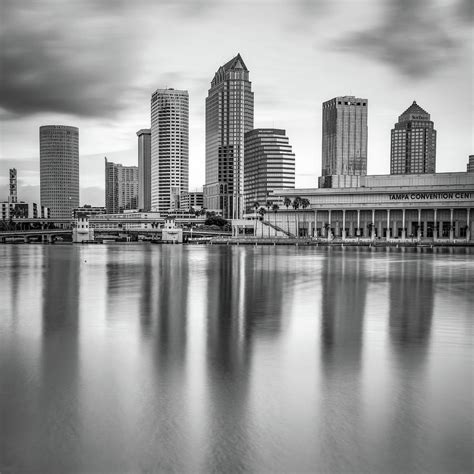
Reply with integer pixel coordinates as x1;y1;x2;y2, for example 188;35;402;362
211;54;248;86
399;101;430;121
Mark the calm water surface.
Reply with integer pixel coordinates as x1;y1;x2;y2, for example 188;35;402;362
1;244;473;473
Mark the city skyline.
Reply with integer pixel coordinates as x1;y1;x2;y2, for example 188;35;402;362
1;1;472;206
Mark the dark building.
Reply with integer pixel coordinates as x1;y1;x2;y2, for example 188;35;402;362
467;155;474;173
244;129;295;211
390;101;436;175
204;54;254;219
137;129;151;211
319;96;368;188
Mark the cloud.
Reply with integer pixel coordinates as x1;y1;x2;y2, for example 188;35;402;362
335;0;469;78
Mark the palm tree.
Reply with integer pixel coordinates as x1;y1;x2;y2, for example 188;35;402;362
301;198;310;237
292;196;302;237
253;201;260;236
367;222;374;241
271;203;279;236
283;197;292;235
258;207;266;238
323;223;331;241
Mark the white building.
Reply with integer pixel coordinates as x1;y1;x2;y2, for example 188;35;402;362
151;89;189;214
161;219;183;243
72;213;95;242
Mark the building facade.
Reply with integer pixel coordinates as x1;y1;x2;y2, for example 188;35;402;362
244;129;295;211
270;172;474;241
40;125;79;219
180;190;204;211
467;155;474;173
204;54;254;219
151;89;189;214
319;96;368;188
137;128;151;211
104;158;138;214
391;101;436;175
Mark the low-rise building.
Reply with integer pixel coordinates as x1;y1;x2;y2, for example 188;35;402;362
269;171;474;241
161;219;183;243
72;212;95;242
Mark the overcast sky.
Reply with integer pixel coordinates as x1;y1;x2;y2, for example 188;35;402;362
0;0;472;206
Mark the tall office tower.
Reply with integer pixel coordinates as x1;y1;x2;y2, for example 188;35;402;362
104;158;138;213
137;128;151;211
8;168;17;203
150;88;189;214
390;101;436;175
40;125;79;219
244;129;295;211
204;54;254;219
319;96;368;188
467;155;474;173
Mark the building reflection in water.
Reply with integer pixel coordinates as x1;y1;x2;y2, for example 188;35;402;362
317;248;368;470
38;246;82;472
203;246;288;472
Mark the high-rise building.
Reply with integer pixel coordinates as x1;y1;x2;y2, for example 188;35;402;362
244;129;295;211
180;190;204;211
466;155;473;173
40;125;79;219
8;168;17;204
319;96;368;188
150;89;189;214
390;101;436;175
137;128;151;211
204;54;254;219
104;158;138;214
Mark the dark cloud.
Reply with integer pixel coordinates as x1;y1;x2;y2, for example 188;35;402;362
457;0;474;23
335;0;468;78
0;0;217;120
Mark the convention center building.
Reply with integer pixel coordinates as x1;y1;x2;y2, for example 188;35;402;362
269;172;474;242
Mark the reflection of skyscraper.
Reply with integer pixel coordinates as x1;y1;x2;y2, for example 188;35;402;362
319;97;367;188
151;89;189;213
137;129;151;211
40;125;79;218
390;101;436;175
388;256;433;345
204;54;254;219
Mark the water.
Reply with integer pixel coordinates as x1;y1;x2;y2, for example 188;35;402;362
1;244;473;473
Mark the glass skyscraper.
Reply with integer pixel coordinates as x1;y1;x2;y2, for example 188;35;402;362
151;89;189;214
244;129;295;212
39;125;79;219
390;101;436;175
204;54;254;219
137;128;151;211
320;96;368;188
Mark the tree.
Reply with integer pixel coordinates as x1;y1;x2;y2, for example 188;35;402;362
258;207;267;238
301;198;310;237
367;222;374;240
292;196;302;237
323;223;331;241
272;203;279;236
252;201;260;236
283;197;292;235
205;215;228;227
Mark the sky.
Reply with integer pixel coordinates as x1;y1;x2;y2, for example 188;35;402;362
0;0;472;206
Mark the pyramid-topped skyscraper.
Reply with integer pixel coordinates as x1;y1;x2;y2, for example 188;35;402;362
391;101;436;174
204;54;254;219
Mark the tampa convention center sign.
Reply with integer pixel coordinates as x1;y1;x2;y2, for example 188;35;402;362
389;192;472;201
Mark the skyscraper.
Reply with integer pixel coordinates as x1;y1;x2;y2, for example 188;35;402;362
40;125;79;219
204;54;254;219
150;89;189;214
104;158;138;214
8;168;17;204
244;129;295;211
390;101;436;174
137;129;151;211
319;96;368;188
